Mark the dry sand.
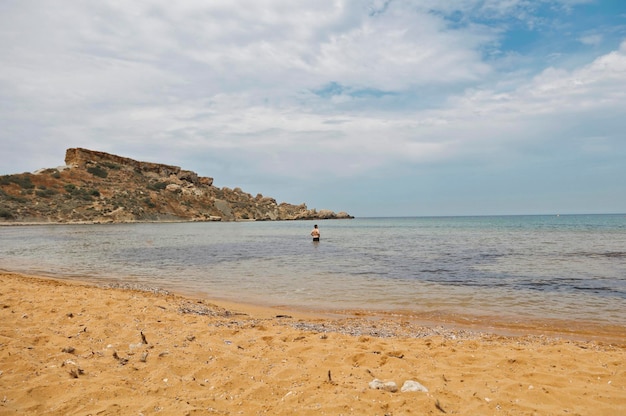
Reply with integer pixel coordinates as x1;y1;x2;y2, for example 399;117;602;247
0;272;624;415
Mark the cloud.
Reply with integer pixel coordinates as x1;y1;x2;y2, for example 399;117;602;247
579;34;604;46
1;0;625;215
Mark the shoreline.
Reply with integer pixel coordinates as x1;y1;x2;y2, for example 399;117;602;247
5;270;626;345
1;271;624;415
0;217;353;227
199;295;626;345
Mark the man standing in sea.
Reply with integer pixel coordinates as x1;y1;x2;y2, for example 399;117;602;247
311;224;320;242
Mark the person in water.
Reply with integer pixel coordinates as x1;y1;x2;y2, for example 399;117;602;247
311;224;320;241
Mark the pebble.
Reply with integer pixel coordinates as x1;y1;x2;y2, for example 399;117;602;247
369;379;429;393
401;380;429;392
369;379;398;393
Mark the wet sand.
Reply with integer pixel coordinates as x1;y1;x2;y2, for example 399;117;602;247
0;271;624;415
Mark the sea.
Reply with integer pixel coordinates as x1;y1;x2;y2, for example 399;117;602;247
1;215;625;328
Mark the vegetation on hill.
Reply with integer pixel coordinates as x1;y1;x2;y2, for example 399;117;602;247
0;149;352;224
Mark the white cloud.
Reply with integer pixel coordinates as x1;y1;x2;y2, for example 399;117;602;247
1;0;625;214
579;34;604;46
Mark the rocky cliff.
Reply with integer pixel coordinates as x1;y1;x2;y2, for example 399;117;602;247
0;148;353;223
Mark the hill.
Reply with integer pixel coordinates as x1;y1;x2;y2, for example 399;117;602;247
0;148;352;224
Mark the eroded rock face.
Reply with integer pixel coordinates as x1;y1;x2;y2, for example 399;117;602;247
65;148;183;178
0;148;353;223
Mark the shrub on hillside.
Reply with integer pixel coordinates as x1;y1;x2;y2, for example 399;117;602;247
102;162;120;170
87;165;108;178
35;187;58;198
0;174;34;189
147;181;167;191
144;197;156;208
63;184;98;201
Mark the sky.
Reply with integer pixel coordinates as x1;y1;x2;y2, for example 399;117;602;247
1;0;625;217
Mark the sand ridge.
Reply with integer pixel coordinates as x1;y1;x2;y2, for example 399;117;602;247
0;272;624;415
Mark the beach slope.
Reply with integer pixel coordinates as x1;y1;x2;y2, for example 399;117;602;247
0;272;624;415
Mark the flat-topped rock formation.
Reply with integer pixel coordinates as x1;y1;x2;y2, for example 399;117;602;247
0;148;353;223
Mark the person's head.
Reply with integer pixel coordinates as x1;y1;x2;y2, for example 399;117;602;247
314;224;318;228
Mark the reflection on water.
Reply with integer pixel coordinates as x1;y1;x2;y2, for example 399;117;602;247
1;215;625;325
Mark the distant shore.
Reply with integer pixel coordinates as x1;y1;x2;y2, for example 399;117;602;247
0;217;353;226
1;271;624;415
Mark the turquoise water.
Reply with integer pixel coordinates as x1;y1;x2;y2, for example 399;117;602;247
1;215;625;325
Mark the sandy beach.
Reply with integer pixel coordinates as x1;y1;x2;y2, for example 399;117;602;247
0;272;624;415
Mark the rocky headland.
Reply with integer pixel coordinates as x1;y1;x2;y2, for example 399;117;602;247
0;148;353;224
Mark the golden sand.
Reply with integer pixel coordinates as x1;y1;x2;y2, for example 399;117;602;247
0;272;624;415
